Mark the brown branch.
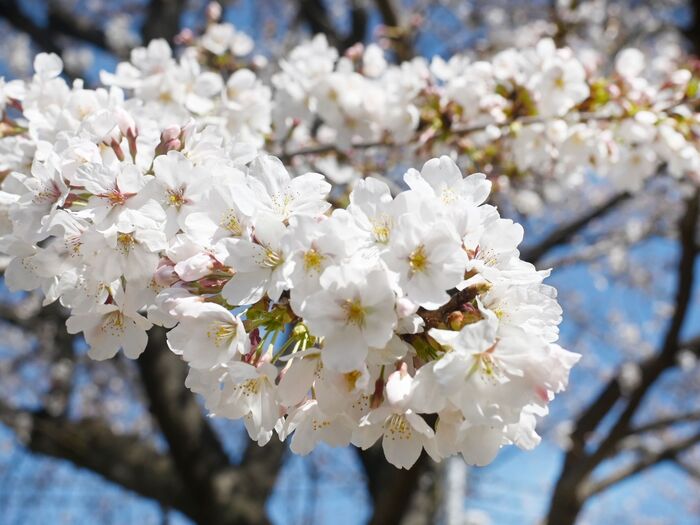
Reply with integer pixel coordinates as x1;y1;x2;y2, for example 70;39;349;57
521;191;631;265
586;188;700;465
46;3;109;51
142;0;187;44
544;188;700;525
359;446;432;525
278;107;681;162
0;0;64;55
675;458;700;482
625;411;700;437
569;189;699;458
417;286;478;327
374;0;414;61
295;0;367;53
581;430;700;498
0;399;199;520
138;327;285;525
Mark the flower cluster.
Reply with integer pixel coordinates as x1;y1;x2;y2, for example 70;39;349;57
273;37;700;206
78;22;700;212
0;34;584;468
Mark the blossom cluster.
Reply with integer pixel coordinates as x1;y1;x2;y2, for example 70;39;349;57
53;19;700;209
2;20;690;204
0;35;583;468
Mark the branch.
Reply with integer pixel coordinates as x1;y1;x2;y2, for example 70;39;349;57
675;458;700;482
296;0;367;52
625;411;700;437
520;191;631;265
374;0;414;61
137;327;237;523
278;106;682;162
0;0;63;55
0;400;198;520
359;446;432;525
142;0;187;44
586;188;700;465
46;3;109;51
138;327;285;525
570;189;699;458
581;430;700;498
544;189;700;525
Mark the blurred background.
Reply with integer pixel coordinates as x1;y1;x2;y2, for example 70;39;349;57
0;0;700;524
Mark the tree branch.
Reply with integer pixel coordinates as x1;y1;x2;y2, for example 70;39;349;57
295;0;367;52
138;327;285;525
374;0;414;61
581;430;700;498
675;458;700;482
0;399;198;520
360;446;432;525
545;189;700;525
586;188;700;465
46;2;109;51
625;411;700;437
521;191;631;265
142;0;187;44
0;0;64;55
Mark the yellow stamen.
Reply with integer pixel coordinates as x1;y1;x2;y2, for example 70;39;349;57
409;245;429;273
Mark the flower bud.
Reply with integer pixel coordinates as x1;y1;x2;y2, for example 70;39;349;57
206;2;222;22
154;262;178;287
114;107;136;137
156;125;182;155
447;311;464;330
174;28;194;45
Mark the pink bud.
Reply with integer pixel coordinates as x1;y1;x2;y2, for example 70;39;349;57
110;139;125;161
114;108;136;137
206;2;222;22
174;28;194;45
345;42;364;60
161;125;181;143
154;262;178;287
156;126;182;155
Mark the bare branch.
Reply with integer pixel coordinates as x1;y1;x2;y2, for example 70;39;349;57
359;446;432;525
374;0;414;61
521;191;631;265
0;0;64;56
142;0;187;44
545;189;700;525
0;399;199;520
675;458;700;482
581;430;700;498
625;411;700;437
137;327;285;525
295;0;367;52
586;188;700;464
46;2;109;51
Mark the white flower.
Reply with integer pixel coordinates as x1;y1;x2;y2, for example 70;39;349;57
220;213;290;305
384;211;467;310
215;361;280;437
200;23;254;56
167;302;248;369
301;265;397;372
66;285;152;360
404;156;491;209
247;155;331;221
353;369;435;469
148;151;209;237
616;48;645;79
284;400;354;455
535;55;589;116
